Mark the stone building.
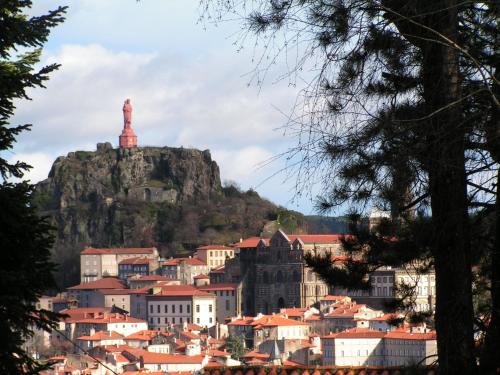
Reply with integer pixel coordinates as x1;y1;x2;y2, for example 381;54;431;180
80;247;159;283
332;265;436;311
253;230;345;313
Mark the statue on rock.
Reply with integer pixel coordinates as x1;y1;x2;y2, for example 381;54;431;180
119;98;138;148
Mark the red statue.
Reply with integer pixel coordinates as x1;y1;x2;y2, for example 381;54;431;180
123;98;132;128
119;98;138;148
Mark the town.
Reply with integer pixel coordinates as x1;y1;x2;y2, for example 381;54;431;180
32;228;437;374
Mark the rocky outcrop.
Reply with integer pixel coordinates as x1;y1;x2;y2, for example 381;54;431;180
34;143;304;287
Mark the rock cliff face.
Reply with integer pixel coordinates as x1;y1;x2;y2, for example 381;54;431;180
35;143;302;287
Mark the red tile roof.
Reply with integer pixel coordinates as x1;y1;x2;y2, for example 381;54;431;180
324;303;369;318
151;285;215;297
366;313;402;321
384;331;437;340
242;350;270;359
229;314;308;327
67;277;126;290
198;283;238;291
184;323;203;331
287;234;346;244
119;257;151;265
81;247;156;255
125;330;164;341
209;265;225;273
77;330;123;341
59;307;111;322
76;312;146;324
323;327;387;339
208;349;230;357
197;245;234;250
320;295;350;301
281;308;307;317
162;257;207;266
194;273;210;279
232;237;269;248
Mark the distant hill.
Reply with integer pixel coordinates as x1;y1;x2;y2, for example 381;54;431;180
34;143;305;288
304;215;351;234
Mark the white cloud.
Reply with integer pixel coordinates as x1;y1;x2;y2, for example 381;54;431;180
10;43;309;209
7;152;55;183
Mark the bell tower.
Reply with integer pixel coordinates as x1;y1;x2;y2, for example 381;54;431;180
119;98;138;148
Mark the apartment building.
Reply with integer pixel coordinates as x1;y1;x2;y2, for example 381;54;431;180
80;247;159;282
146;285;217;329
195;245;235;269
160;257;209;284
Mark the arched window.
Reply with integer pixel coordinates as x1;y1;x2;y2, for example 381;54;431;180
278;297;285;309
263;271;270;283
307;271;314;282
277;270;284;283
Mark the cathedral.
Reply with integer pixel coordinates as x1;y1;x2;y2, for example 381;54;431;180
251;230;346;313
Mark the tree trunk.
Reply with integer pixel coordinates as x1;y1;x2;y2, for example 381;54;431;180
480;25;500;370
480;171;500;372
419;1;476;373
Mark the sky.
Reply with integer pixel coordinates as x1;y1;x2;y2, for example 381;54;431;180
9;0;324;214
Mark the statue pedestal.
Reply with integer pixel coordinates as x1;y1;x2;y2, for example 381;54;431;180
119;128;137;148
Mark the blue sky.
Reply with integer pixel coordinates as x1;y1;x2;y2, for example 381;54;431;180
10;0;325;214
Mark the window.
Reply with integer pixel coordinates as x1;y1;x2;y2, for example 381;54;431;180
172;318;175;324
180;305;183;313
307;271;314;282
209;304;213;312
226;291;229;297
164;305;168;313
157;305;160;313
231;290;235;296
157;317;160;324
187;305;190;313
196;305;200;313
180;317;183;323
150;305;153;314
197;318;200;323
172;305;176;313
187;317;190;323
226;300;230;311
209;317;213;323
164;317;168;324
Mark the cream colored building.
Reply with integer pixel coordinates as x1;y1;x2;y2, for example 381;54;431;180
147;285;217;329
198;283;242;323
195;245;235;269
321;327;437;367
80;247;159;283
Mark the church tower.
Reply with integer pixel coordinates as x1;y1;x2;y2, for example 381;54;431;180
119;98;138;148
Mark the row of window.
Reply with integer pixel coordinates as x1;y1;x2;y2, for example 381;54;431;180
149;316;213;325
209;290;235;297
148;303;213;314
119;265;148;271
209;250;232;257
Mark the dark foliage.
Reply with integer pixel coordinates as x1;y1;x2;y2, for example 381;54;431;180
0;1;66;373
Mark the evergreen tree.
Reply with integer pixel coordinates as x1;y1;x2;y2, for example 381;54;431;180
226;333;246;360
0;1;66;373
202;1;499;373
